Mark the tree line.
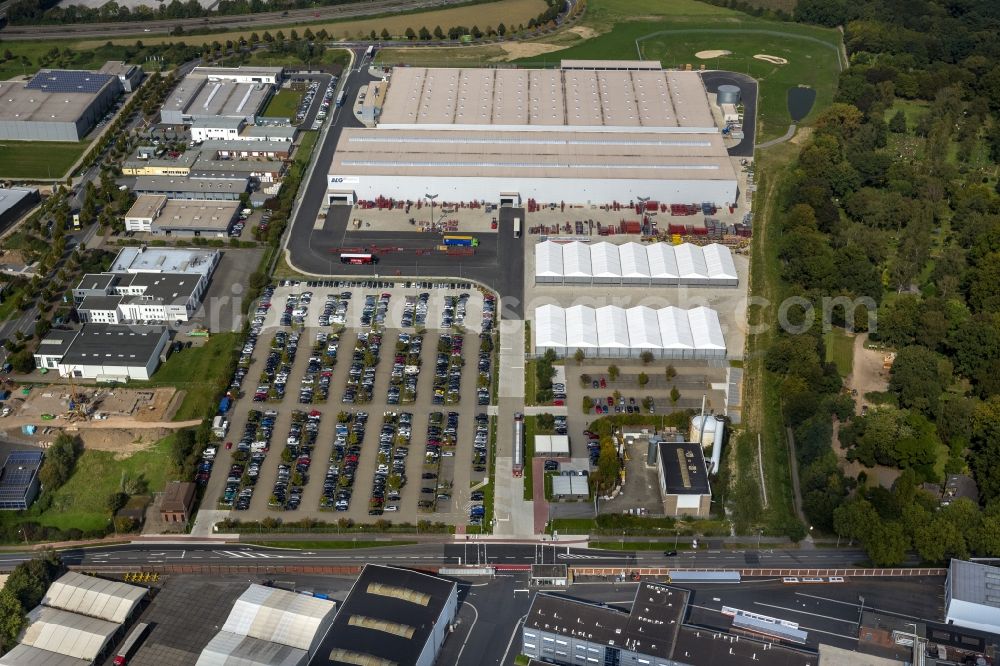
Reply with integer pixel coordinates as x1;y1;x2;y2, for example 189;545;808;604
764;0;1000;565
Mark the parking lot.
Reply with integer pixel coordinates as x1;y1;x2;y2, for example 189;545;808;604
200;279;498;526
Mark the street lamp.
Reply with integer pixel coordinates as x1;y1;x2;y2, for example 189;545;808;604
425;193;438;230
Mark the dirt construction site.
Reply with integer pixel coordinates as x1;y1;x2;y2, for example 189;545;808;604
0;386;197;454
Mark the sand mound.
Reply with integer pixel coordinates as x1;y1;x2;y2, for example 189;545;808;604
754;54;788;65
569;25;598;39
695;50;731;59
496;42;564;60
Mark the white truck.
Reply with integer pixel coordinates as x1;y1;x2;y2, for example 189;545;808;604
211;416;229;438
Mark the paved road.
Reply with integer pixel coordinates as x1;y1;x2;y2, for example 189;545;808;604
0;0;475;39
0;542;878;570
701;70;757;158
283;57;526;307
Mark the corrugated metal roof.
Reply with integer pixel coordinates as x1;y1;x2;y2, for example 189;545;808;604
949;559;1000;608
42;572;145;623
221;584;335;651
19;606;118;661
195;631;307;666
0;644;92;666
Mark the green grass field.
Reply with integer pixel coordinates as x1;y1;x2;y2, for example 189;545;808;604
0;140;89;179
824;328;855;378
30;433;179;533
263;89;303;118
137;332;239;420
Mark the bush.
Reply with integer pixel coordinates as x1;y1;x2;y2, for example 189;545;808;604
38;433;82;491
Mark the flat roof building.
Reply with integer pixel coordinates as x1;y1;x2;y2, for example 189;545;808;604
945;559;1000;634
313;564;458;666
0;451;43;511
109;246;220;278
0;69;122;141
132;175;250;200
657;441;711;517
523;583;816;666
98;60;143;93
161;481;196;523
161;66;282;126
33;323;170;381
124;195;238;237
0;187;40;235
551;474;589;499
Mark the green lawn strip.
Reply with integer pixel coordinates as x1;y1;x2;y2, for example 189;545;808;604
523;415;536;500
131;331;240;421
263;89;303;118
524;359;537;405
823;328;855;377
0;140;90;179
243;539;417;549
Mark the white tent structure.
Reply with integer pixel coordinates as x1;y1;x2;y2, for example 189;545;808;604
565;304;598;351
18;607;118;662
196;584;336;666
619;242;651;284
596;306;631;357
535;241;564;283
42;572;146;624
561;242;592;284
534;304;567;353
589;242;622;284
532;241;738;287
533;305;727;359
534;435;570;456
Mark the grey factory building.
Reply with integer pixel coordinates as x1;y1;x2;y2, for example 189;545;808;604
160;66;282;125
0;187;41;235
0;69;123;141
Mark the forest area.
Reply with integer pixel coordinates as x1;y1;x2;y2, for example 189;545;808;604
763;0;1000;565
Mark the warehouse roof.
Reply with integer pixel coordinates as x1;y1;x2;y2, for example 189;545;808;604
124;194;168;220
194;65;283;79
317;564;456;666
534;241;738;283
117;272;200;304
199;139;293;155
26;70;115;94
379;66;715;129
0;75;116;124
242;124;297;140
332;128;735;181
19;606;118;661
76;273;117;292
220;583;335;650
948;559;1000;609
111;246;218;275
0;644;92;666
140;199;239;231
658;441;710;495
190;116;245;130
133;175;250;195
42;572;146;623
59;324;167;367
672;626;816;665
77;294;123;312
163;74;271;119
533;305;726;353
0;187;38;218
196;632;306;666
33;329;78;358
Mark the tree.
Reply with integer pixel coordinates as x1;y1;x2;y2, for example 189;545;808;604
380;28;390;40
574;348;585;364
404;27;416;40
607;364;619;381
864;521;910;566
670;386;680;405
497;22;506;36
8;349;34;374
582;396;594;413
889;345;950;416
38;433;82;490
888;109;907;133
262;31;273;42
665;365;677;380
0;589;25;653
638;372;649;387
106;491;128;515
639;350;654;365
433;25;444;39
418;26;431;40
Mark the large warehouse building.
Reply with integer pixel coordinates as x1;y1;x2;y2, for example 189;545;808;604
327;61;737;207
0;68;122;141
534;304;727;359
535;240;738;286
160;66;282;125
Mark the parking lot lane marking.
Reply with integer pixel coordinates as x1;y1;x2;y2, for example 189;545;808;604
794;593;936;623
794;592;859;607
752;601;856;624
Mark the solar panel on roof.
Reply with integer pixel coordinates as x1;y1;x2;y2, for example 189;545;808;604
26;70;115;94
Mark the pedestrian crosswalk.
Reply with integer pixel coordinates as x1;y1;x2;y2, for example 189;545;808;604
213;550;291;559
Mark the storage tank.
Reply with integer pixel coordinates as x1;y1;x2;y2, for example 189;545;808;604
717;84;741;105
690;415;726;474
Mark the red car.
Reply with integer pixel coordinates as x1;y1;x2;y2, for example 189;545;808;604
225;441;233;450
607;396;614;406
600;377;607;388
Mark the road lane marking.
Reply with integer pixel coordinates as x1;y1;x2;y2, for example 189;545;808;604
753;601;856;624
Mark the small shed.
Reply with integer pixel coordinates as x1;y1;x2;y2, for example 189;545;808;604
551;474;589;499
530;564;569;586
534;435;570;457
160;481;196;523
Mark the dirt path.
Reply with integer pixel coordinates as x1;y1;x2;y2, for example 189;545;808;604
845;332;889;414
